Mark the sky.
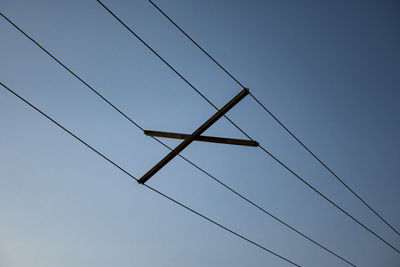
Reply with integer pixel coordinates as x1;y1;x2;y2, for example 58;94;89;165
1;0;400;266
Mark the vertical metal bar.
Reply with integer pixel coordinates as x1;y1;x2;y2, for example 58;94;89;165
138;88;249;184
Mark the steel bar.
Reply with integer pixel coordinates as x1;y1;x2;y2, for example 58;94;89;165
138;88;249;184
144;130;258;147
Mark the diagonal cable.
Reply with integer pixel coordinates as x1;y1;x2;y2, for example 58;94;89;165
146;0;400;238
1;81;301;267
0;11;354;265
95;0;400;254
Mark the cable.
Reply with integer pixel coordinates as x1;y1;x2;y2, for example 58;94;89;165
257;144;400;254
95;0;252;140
96;0;400;254
0;12;354;265
0;12;144;132
147;0;245;89
180;154;357;266
1;81;301;267
250;92;400;237
146;0;400;238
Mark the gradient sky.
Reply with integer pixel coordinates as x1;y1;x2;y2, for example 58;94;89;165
1;0;400;266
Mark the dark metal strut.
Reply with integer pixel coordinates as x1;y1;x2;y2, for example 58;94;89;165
138;88;252;184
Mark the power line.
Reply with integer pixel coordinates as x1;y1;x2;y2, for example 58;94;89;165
147;0;246;89
95;0;252;141
1;81;301;267
146;0;400;239
186;155;357;266
0;12;144;132
95;0;400;254
250;93;400;236
257;144;400;254
0;12;354;265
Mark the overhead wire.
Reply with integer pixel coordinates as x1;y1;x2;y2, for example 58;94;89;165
0;11;354;265
1;81;302;267
95;0;251;140
146;0;400;238
95;0;400;254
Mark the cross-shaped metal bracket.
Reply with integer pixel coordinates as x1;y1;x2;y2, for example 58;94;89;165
138;88;257;184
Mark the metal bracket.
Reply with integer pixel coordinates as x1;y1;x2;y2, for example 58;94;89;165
144;130;259;147
138;88;256;184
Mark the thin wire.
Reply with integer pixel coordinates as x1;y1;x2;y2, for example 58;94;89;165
176;153;357;266
0;12;143;132
146;0;400;238
95;0;252;140
0;11;355;265
0;81;301;267
250;92;400;237
96;0;400;254
147;0;245;89
257;144;400;254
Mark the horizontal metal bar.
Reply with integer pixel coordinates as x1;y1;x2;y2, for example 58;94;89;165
138;88;249;184
144;130;259;147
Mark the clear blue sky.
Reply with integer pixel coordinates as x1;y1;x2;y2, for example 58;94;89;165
1;0;399;266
